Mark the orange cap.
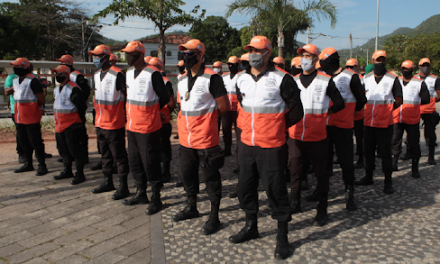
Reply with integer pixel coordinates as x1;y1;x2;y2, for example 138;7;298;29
121;41;145;53
178;39;205;54
109;54;118;62
298;44;320;56
372;50;387;60
316;61;321;69
228;56;240;64
244;35;272;51
56;55;74;65
291;56;301;67
273;57;285;65
240;53;250;61
401;60;415;70
149;57;163;70
88;44;111;56
144;55;152;63
51;65;71;74
319;47;338;60
176;60;185;67
213;61;222;68
346;58;359;67
10;57;30;68
419;58;430;66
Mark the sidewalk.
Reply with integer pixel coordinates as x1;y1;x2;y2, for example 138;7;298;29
0;130;440;263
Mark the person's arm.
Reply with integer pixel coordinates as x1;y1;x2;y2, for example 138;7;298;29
326;79;345;115
392;78;403;109
420;82;431;105
350;74;367;111
434;78;440;102
30;79;45;107
70;87;86;122
4;75;15;95
209;74;229;115
165;82;175;113
236;83;242;105
151;71;170;109
280;74;303;127
76;74;91;102
115;72;127;97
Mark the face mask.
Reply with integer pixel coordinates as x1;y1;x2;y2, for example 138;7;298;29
249;50;269;69
126;53;141;66
402;70;413;79
14;67;28;77
373;62;387;76
290;67;302;76
93;57;105;69
301;57;316;72
229;64;239;74
213;68;221;73
420;66;430;75
56;76;66;83
319;53;340;75
178;66;185;74
241;61;249;70
183;54;199;70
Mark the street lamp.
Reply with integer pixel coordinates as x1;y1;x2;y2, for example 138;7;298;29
375;0;380;51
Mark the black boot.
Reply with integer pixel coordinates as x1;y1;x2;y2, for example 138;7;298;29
71;172;86;185
92;173;116;194
14;162;34;173
411;159;420;178
35;163;48;176
305;189;318;202
355;155;364;169
383;173;394;194
162;161;171;183
175;181;184;187
173;196;199;222
145;184;163;215
112;175;130;200
401;145;411;160
90;161;102;171
301;175;309;191
229;214;259;243
122;185;149;205
202;202;221;235
289;189;302;214
354;171;374;185
274;221;290;260
345;184;357;211
54;163;74;180
428;145;436;165
224;146;232;157
57;157;63;163
313;192;328;226
18;155;26;164
392;155;399;171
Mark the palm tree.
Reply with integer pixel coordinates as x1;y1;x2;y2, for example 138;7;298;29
226;0;337;58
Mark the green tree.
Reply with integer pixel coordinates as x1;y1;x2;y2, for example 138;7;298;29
226;0;337;58
94;0;205;65
189;16;241;63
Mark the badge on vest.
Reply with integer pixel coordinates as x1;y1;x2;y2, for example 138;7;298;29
185;91;190;101
195;86;204;94
265;78;276;87
105;80;113;94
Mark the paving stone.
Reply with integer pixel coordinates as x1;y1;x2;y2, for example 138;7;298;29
23;257;50;264
0;243;26;257
55;254;89;264
7;242;59;263
43;241;93;262
18;228;66;248
87;251;125;264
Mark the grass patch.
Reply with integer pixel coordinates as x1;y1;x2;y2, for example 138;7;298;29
0;257;10;264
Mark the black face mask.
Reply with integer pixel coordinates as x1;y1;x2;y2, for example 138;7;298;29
183;54;199;70
373;62;387;76
56;76;66;83
126;53;141;66
178;66;185;74
229;63;239;74
402;70;413;79
290;67;302;76
319;53;340;75
241;61;249;70
14;67;29;77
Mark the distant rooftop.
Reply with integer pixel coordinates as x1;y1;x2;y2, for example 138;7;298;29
110;35;192;50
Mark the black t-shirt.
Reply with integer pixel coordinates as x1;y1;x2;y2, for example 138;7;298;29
74;73;91;102
165;82;174;96
133;68;170;109
19;77;44;95
187;65;227;98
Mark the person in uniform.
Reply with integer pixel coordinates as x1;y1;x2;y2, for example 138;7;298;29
273;56;285;70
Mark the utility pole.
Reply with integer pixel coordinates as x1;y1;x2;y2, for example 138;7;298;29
367;49;369;65
307;27;310;44
350;33;353;58
375;0;380;51
81;16;85;62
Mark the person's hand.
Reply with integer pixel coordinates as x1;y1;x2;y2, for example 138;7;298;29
160;112;166;122
5;87;14;96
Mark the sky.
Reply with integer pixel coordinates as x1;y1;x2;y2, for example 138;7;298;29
3;0;440;54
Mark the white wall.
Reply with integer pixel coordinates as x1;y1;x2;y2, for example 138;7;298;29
143;43;181;66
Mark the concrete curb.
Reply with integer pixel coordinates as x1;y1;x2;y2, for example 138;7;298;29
151;212;166;264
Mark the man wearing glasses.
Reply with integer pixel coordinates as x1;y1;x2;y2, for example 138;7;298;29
172;39;229;236
229;36;303;260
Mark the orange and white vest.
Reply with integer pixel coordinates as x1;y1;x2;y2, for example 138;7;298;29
177;67;219;149
94;66;126;130
126;67;162;134
416;74;438;114
327;69;357;129
236;69;287;148
363;71;396;128
70;70;82;83
393;76;422;125
54;81;82;133
13;74;42;124
289;71;331;142
223;72;239;111
160;76;172;124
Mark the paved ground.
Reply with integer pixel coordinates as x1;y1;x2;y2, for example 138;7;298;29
1;124;440;263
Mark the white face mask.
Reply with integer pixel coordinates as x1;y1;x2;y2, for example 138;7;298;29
213;68;221;73
301;57;316;72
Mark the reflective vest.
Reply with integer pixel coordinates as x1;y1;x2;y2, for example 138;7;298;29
94;66;126;130
236;69;287;148
126;67;162;134
177;67;219;149
222;72;239;111
289;71;331;142
54;81;82;133
327;69;357;129
160;76;172;124
354;75;365;121
363;71;396;128
13;74;42;124
393;76;422;125
70;70;82;83
416;74;438;114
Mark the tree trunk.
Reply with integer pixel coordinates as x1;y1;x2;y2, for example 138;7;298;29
278;25;284;58
158;27;166;66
